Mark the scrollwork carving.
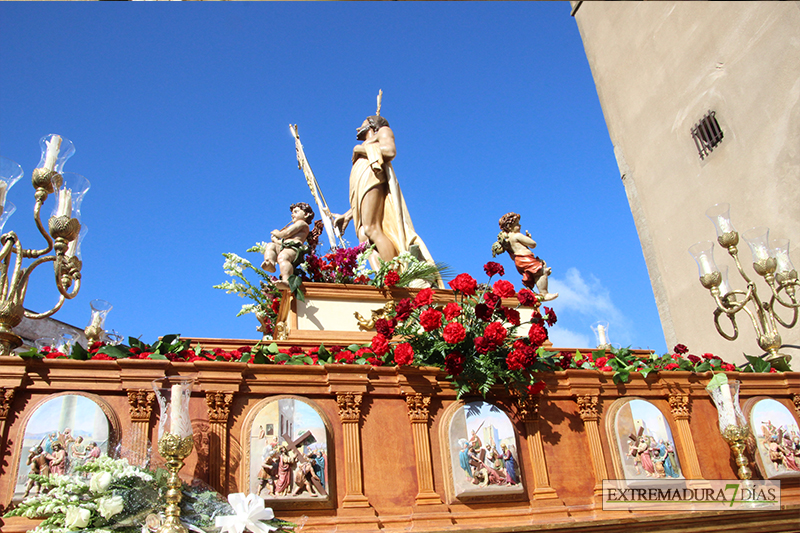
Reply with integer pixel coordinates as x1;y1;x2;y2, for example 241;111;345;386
668;393;690;420
127;390;155;422
337;392;362;422
576;394;600;422
405;393;430;422
205;391;234;423
0;388;14;420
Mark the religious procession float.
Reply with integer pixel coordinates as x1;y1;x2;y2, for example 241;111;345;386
0;93;798;533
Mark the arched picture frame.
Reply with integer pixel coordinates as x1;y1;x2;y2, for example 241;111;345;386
606;397;683;480
744;397;800;479
440;400;524;502
240;395;334;509
11;392;120;503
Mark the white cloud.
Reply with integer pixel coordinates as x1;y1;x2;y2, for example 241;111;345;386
546;268;634;346
548;326;592;349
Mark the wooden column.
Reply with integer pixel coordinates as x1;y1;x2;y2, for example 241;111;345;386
515;394;560;501
668;392;704;479
576;394;606;497
405;393;442;505
205;391;233;493
126;389;155;467
337;392;370;508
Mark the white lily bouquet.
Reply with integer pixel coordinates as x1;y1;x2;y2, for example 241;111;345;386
4;456;293;533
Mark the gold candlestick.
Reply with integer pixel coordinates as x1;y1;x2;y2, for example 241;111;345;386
157;432;194;533
721;424;752;480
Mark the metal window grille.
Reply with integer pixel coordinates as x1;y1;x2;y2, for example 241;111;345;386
691;111;723;160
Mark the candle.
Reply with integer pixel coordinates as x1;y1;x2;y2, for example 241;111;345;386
717;215;733;234
57;189;72;218
698;254;713;275
718;382;737;428
90;311;103;328
0;182;6;209
170;383;184;435
44;135;62;172
597;325;607;345
66;239;77;258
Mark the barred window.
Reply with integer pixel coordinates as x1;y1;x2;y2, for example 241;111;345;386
691;111;723;160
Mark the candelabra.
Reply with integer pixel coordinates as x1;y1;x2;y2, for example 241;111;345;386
153;377;195;533
85;299;112;344
706;376;752;480
0;135;89;355
689;203;797;364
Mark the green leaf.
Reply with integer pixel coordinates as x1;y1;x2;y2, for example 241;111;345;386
267;343;280;355
613;369;631;384
640;366;655;379
707;372;729;390
160;334;180;346
592;349;606;360
252;351;268;365
147;353;168;360
274;352;290;363
70;343;88;361
770;358;792;373
288;275;305;302
18;347;43;359
744;354;771;373
128;337;148;350
97;345;129;359
347;344;361;352
694;361;711;373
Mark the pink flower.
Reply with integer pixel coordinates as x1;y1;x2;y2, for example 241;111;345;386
394;343;414;366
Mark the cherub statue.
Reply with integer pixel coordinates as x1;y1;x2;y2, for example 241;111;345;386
261;202;320;289
492;212;557;301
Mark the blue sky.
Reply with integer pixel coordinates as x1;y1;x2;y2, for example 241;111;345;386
0;2;667;354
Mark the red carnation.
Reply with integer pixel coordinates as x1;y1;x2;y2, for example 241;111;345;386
664;362;680;370
375;318;395;338
483;291;501;309
506;350;525;370
271;298;281;314
517;289;538;307
528;322;548;347
674;343;689;354
445;352;465;376
443;322;467;344
594;356;609;368
687;354;701;364
526;381;546;395
474;336;494;354
384;270;400;288
419;308;443;332
444;302;462;321
484;261;505;277
492;279;516;299
370;334;390;356
543;306;557;327
448;273;478;296
90;352;114;361
336;350;356;364
601;365;613;372
475;303;493;321
721;363;736;372
503;307;521;326
413;288;434;308
484;322;508;345
394;343;414;366
395;298;413;321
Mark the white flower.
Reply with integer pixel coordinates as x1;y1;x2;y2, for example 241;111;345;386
65;506;92;529
215;493;276;533
90;471;113;493
98;494;125;519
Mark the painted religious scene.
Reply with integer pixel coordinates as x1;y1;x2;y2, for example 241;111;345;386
13;394;111;502
248;397;329;500
613;399;683;480
447;401;523;498
748;398;800;479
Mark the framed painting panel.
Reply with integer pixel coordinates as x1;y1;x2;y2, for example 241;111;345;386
744;397;800;479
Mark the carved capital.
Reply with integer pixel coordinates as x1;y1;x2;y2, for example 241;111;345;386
669;393;690;420
127;390;155;422
576;394;600;422
337;392;362;422
513;392;540;422
206;391;234;423
405;393;430;422
0;388;14;420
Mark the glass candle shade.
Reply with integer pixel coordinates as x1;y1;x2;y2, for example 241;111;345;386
0;157;24;216
66;224;87;259
37;134;75;174
152;377;195;439
772;238;795;275
705;203;736;237
50;173;90;221
741;226;772;263
87;299;112;330
55;333;75;355
689;241;720;277
706;378;746;433
0;202;16;233
34;337;57;353
591;320;610;348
